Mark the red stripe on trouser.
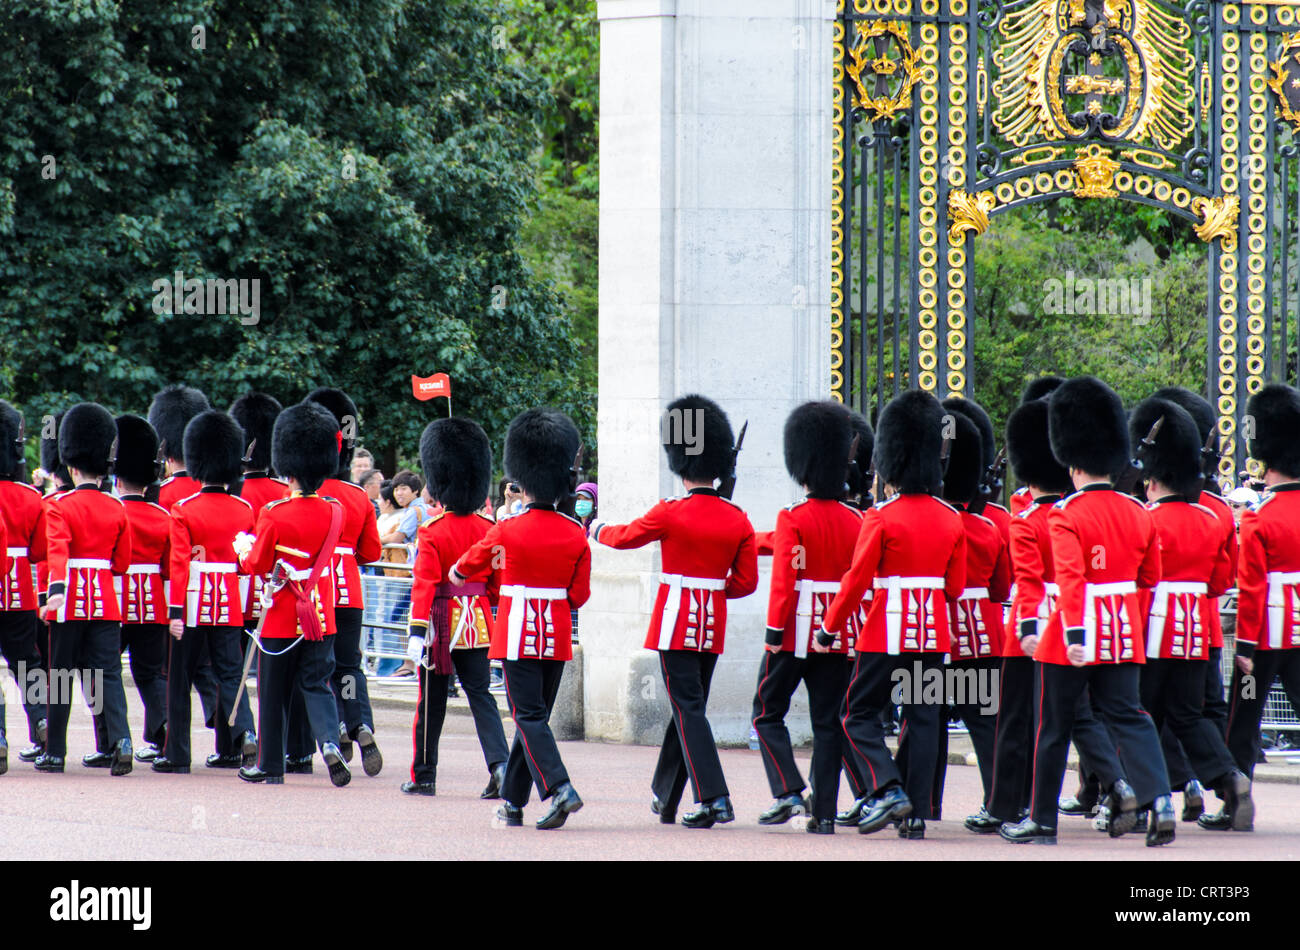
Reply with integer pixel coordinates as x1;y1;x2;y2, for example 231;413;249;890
411;664;424;782
840;654;878;791
752;652;789;792
504;665;549;794
986;657;1011;807
661;652;703;800
1028;661;1047;820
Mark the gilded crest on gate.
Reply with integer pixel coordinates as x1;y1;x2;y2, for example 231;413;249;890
992;0;1194;149
1267;33;1300;137
845;20;919;124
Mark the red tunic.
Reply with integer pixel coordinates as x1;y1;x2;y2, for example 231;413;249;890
317;478;382;611
1140;497;1233;661
238;493;343;638
1037;485;1162;666
118;495;171;624
44;484;132;622
594;488;758;654
0;479;44;611
454;505;590;662
234;473;289;622
408;511;497;650
764;498;863;656
1009;486;1032;517
168;487;254;627
949;508;1011;660
1198;490;1236;649
158;472;202;510
823;493;966;655
1002;493;1061;658
1235;483;1300;653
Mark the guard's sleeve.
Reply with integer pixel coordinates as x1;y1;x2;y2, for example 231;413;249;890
1135;511;1163;591
591;501;668;549
824;507;884;634
1047;506;1086;643
408;524;441;634
754;530;775;558
567;541;592;610
453;522;502;581
764;510;799;644
725;523;759;600
1010;515;1046;639
355;497;383;565
110;509;132;576
44;500;69;598
988;528;1012;605
1207;514;1235;600
1234;509;1266;656
28;503;48;563
167;509;193;620
943;517;967;602
239;509;278;578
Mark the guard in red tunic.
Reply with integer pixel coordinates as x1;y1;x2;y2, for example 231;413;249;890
38;403;134;775
0;401;46;772
1128;396;1253;831
402;417;509;797
749;401;862;833
1008;377;1065;521
1223;384;1300;820
152;411;258;774
1001;376;1175;847
915;406;1009;821
290;388;383;775
236;402;351;786
148;383;229;761
945;397;1011;556
591;395;758;828
820;389;965;840
451;408;590;829
110;415;171;763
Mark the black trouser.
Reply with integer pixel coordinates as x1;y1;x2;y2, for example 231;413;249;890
925;656;1001;818
286;607;377;755
256;637;338;777
410;647;508;785
1029;662;1169;827
837;666;870;801
1071;689;1124;791
163;624;254;767
0;610;44;742
1203;646;1228;735
501;658;569;806
751;651;849;820
193;643;229;755
1226;648;1300;778
988;656;1035;821
121;623;167;747
652;649;728;809
1141;658;1236;789
1160;725;1194;791
842;651;943;815
45;619;130;758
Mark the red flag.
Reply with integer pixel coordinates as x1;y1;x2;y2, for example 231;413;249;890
412;373;451;401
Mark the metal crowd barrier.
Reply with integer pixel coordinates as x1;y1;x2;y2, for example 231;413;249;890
1219;595;1298;753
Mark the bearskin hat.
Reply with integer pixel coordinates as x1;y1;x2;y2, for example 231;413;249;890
846;409;875;498
1129;397;1202;497
113;415;161;489
0;400;24;478
1246;383;1300;478
147;384;211;462
1021;375;1065;404
303;387;358;477
1006;398;1071;493
941;409;984;505
228;392;282;472
183;411;245;485
420;417;492;516
1150;386;1216;447
943;396;996;473
874;390;945;494
782;401;853;498
504;408;581;506
59;403;117;477
1048;376;1130;478
273;403;341;494
40;411;64;481
660;394;734;484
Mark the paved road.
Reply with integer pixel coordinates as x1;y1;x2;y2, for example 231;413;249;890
3;692;1299;860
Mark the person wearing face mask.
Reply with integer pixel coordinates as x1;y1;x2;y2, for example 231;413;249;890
574;482;597;527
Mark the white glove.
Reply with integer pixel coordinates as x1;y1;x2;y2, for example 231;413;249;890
233;531;256;559
406;634;426;664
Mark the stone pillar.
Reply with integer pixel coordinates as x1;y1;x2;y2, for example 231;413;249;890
587;0;834;745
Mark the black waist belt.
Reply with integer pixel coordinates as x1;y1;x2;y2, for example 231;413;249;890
435;581;488;598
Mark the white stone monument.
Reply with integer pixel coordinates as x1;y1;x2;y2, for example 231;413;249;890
585;0;835;745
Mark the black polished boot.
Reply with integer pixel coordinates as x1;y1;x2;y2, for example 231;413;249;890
1197;807;1232;831
1146;795;1176;847
284;755;313;775
150;756;191;774
82;750;114;768
238;766;284;785
651;796;676;824
401;780;435;796
206;751;242;769
1219;770;1254;832
134;742;161;763
34;753;65;773
897;817;926;839
757;793;808;826
1106;779;1139;838
109;739;133;776
806;817;835;834
0;733;7;775
495;802;523;827
337;722;354;764
682;796;734;829
356;724;382;777
536;782;584;830
322;742;351;787
239;731;258;769
963;806;1003;834
480;762;506;800
857;785;912;835
999;818;1057;844
1181;779;1204;822
18;742;44;763
836;796;867;826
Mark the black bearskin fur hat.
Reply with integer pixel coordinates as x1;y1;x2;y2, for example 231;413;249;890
1129;397;1202;497
114;415;161;489
420;417;493;516
303;387;358;477
783;401;854;498
1006;398;1071;494
1021;375;1065;404
1048;376;1130;478
1246;383;1300;478
59;403;117;478
273;402;341;494
662;394;734;483
183;411;245;485
229;392;282;472
874;390;944;494
941;409;983;505
504;408;581;506
147;384;211;462
943;396;996;476
0;400;24;478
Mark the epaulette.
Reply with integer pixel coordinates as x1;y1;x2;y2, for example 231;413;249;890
146;501;170;516
876;494;901;509
474;511;495;524
172;492;202;508
265;496;294;510
9;481;41;497
785;498;809;512
425;510;447;526
557;510;583;528
1255;493;1279;512
966;510;996;529
1189;502;1219;522
1015;505;1036;520
229;494;254;511
836;500;864;517
714;495;745;511
931;497;961;516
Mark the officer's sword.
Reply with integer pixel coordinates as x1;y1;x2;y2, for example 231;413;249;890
229;561;287;726
1114;416;1164;496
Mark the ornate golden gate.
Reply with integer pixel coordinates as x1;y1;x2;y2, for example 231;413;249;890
831;0;1300;484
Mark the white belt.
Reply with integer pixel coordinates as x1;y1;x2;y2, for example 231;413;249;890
794;578;840;659
6;546;27;558
186;561;238;626
957;587;989;601
1082;580;1137;663
501;585;568;661
657;573;727;651
1147;581;1207;658
189;561;237;577
1266;570;1300;649
873;576;945;655
67;558;111;569
333;546;355;556
1044;582;1061;597
127;564;161;575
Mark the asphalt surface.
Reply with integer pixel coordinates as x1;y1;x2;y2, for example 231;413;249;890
3;681;1299;861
